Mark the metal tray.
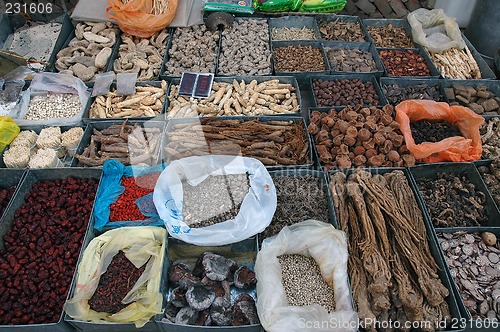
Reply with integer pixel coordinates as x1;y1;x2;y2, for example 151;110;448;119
362;18;416;48
380;77;446;105
435;227;500;332
315;15;369;42
0;169;25;220
409;162;500;229
155;237;260;332
440;79;500;120
309;73;388;108
322;41;385;79
0;168;102;332
65;225;167;332
271;40;330;83
165;75;302;119
74;120;166;167
162;116;313;171
83;80;169;122
377;47;442;78
269;15;320;41
328;167;463;331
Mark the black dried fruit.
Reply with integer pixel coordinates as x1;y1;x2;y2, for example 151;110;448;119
196;252;237;281
186;284;216;311
169;263;192;286
232;293;259;326
175;307;199;325
171;286;188;308
234;266;257;289
210;297;233;326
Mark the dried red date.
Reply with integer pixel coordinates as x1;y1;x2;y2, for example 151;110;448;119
0;186;15;218
0;177;98;325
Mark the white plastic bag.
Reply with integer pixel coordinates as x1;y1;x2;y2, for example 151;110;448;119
255;220;358;332
153;155;277;246
14;72;90;126
408;8;465;53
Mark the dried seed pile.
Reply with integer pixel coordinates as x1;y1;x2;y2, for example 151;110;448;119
24;94;81;120
182;174;249;228
273;45;326;72
478;160;500;207
89;81;167;118
330;170;450;329
312;78;380;107
271;27;316;40
278;254;335;312
318;20;364;41
165;252;258;326
167;79;299;118
481;118;500;160
261;175;328;241
77;120;161;167
410;120;462;144
416;172;488;227
383;84;444;105
165;119;310;167
326;47;377;73
89;251;147;313
437;231;500;320
446;84;500;115
379;49;431;77
429;47;481;79
367;24;413;48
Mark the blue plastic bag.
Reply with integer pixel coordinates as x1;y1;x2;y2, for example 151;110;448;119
93;160;166;231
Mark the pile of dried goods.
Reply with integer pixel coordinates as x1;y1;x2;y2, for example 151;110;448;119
24;94;81;120
309;105;416;170
164;26;219;76
0;186;15;217
410;120;462;144
218;20;271;75
312;78;380;107
416;172;488;227
273;45;326;72
182;174;249;228
367;24;413;48
326;47;377;73
318;20;365;41
164;252;258;326
379;49;431;77
0;177;98;325
167;79;299;118
437;231;499;320
77;120;161;167
261;175;329;241
89;81;167;118
478;160;500;207
278;254;335;312
56;22;117;81
429;47;481;79
383;83;444;105
445;85;500;115
113;30;168;81
165;119;310;167
330;170;451;330
481;118;500;160
271;27;316;40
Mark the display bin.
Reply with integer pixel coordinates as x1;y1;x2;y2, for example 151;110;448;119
0;167;102;332
83;80;169;122
435;227;500;332
64;226;167;332
0;12;73;72
155;236;260;332
216;17;272;77
0;125;86;168
322;41;385;79
268;15;320;41
160;25;220;81
73;120;166;167
440;79;500;120
362;18;416;48
409;162;500;229
380;77;446;105
309;73;388;108
377;47;442;78
328;167;464;332
0;169;25;220
271;40;330;83
164;76;302;119
315;15;369;42
162;116;314;170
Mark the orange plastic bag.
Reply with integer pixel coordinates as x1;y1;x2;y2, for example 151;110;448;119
106;0;178;38
395;100;484;162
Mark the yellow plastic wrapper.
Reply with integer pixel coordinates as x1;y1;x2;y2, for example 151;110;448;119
64;226;166;328
0;116;20;153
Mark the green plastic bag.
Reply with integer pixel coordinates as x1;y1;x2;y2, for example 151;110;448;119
204;0;255;14
253;0;302;12
299;0;346;12
0;116;20;153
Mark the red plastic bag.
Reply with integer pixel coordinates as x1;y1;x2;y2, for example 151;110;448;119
395;100;484;162
106;0;178;38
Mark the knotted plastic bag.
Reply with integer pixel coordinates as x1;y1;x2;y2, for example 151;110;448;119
255;220;358;332
0;116;20;153
395;99;484;162
64;226;165;328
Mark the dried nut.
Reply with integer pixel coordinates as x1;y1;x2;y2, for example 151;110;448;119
379;49;431;77
274;45;326;72
482;232;497;246
367;24;413;48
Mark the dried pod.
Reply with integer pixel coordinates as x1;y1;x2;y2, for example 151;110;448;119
358;128;371;142
393;159;404;167
387;150;400;162
338;120;350;133
336;155;352;169
322;139;333;148
389;121;400;130
234;266;257;289
381;115;393;126
330;129;341;137
321;116;335;127
317;145;333;163
368;155;384;167
379;140;394;154
354;145;366;156
360;107;371;117
171;287;188;308
353;155;367;166
232;294;259;326
316;130;330;143
402;154;416;167
365;121;377;132
391;134;404;148
373;132;386;145
382;104;394;116
398;144;410;154
210;297;233;326
333;134;344;146
186;284;216;311
339;144;349;155
344;135;356;147
308;123;320;135
346;126;358;138
175;307;200;325
363;138;376;150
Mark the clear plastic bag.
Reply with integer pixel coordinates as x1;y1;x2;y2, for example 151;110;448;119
255;220;358;332
64;226;165;328
92;72;115;97
116;72;138;96
408;8;466;53
153;155;277;246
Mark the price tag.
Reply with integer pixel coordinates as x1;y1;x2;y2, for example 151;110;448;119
179;72;197;96
179;72;214;99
